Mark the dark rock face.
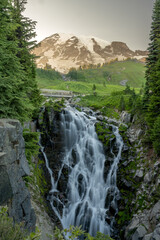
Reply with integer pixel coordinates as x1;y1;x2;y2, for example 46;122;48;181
0;119;36;232
38;107;67;224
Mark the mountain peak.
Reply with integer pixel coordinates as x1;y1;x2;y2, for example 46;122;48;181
33;33;148;73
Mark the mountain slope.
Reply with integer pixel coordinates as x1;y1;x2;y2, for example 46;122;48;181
33;33;148;73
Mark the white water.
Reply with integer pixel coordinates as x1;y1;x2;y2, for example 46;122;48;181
41;108;123;237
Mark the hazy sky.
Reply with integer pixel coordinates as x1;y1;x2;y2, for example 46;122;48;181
25;0;155;50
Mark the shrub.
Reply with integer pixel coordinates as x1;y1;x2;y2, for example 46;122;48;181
53;225;114;240
0;206;40;240
23;129;40;165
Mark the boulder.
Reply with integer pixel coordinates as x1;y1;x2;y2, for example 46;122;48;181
144;172;152;184
142;233;152;240
134;169;144;182
120;111;131;124
132;225;147;240
152;224;160;240
150;201;160;224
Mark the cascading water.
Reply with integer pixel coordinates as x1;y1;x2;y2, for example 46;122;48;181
41;107;123;237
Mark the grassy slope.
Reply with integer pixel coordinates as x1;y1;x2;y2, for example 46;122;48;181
36;60;145;91
76;60;145;88
36;60;145;118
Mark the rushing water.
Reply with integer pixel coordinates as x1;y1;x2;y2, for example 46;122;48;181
41;107;123;237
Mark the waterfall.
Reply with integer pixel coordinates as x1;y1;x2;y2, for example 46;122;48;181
41;107;123;237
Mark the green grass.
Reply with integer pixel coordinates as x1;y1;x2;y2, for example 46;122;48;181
47;81;128;95
36;60;145;118
36;60;146;90
74;60;146;88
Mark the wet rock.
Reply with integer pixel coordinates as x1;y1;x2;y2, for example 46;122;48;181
95;110;101;116
134;169;144;182
0;166;13;204
97;115;104;121
122;144;129;152
154;161;160;170
144;172;152;184
57;164;70;193
121;179;133;189
122;161;128;167
121;111;131;124
108;118;120;126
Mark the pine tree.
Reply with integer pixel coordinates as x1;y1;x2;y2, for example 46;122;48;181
0;0;42;121
143;0;160;126
143;0;160;154
12;0;42;112
0;0;33;121
119;96;125;111
92;84;97;96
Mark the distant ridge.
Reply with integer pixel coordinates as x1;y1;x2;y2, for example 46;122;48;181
33;33;148;73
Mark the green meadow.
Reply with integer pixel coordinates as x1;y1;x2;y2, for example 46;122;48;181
36;60;145;118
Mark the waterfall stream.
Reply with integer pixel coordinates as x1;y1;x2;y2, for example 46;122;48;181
41;107;123;237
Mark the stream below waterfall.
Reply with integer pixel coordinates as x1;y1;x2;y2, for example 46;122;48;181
41;107;123;238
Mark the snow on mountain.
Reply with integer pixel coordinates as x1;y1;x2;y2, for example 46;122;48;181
32;33;148;73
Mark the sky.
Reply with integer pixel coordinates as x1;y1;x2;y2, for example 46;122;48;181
24;0;155;51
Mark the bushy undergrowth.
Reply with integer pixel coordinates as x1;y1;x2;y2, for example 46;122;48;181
53;225;114;240
0;206;40;240
23;129;48;201
0;208;114;240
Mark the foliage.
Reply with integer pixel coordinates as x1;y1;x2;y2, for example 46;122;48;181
151;115;160;155
53;226;113;240
36;68;62;81
92;84;97;96
142;0;160;154
0;0;42;122
69;60;145;87
23;129;40;164
45;98;65;112
23;129;48;196
0;206;40;240
36;60;145;89
0;0;31;121
95;122;113;147
12;0;42;114
118;96;125;111
67;68;86;81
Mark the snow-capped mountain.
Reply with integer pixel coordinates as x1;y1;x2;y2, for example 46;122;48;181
32;33;148;73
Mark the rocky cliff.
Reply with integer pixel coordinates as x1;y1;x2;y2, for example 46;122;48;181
118;112;160;240
0;119;36;232
38;105;160;240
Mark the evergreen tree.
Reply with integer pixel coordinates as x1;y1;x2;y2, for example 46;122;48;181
0;0;33;121
143;0;160;126
92;84;97;96
119;96;125;111
12;0;42;111
143;0;160;154
0;0;42;121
